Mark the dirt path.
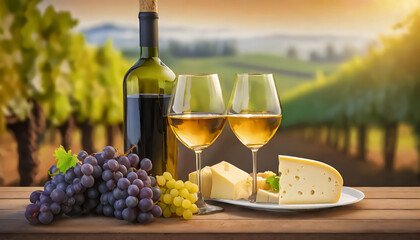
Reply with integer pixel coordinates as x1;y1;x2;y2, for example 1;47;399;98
178;127;420;186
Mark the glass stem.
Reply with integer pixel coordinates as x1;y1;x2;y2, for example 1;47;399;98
250;149;258;202
195;150;206;208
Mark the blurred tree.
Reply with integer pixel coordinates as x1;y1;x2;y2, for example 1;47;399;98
325;43;338;62
286;46;298;59
95;41;127;147
193;41;218;57
169;40;188;57
341;44;358;60
309;50;321;62
58;116;74;150
169;40;237;58
221;41;237;56
67;34;99;153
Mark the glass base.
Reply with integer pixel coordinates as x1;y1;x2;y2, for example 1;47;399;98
248;193;257;203
197;203;224;215
195;198;223;215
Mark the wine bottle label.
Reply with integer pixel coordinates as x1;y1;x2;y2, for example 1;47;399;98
139;12;159;47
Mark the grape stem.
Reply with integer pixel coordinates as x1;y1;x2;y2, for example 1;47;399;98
124;145;137;156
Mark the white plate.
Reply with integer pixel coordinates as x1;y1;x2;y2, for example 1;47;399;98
208;187;364;212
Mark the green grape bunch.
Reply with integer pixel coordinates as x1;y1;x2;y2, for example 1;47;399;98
156;172;199;220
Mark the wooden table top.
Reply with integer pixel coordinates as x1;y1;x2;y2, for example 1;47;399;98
0;187;419;240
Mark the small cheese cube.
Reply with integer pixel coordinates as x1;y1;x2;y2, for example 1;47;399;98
210;161;252;200
256;189;279;203
188;166;212;198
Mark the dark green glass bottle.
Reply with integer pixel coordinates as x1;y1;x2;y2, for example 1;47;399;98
123;0;177;178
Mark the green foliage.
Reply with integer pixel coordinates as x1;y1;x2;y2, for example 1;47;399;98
0;0;129;131
266;175;280;191
0;0;41;129
95;41;129;125
69;39;129;124
53;145;78;174
0;0;80;127
282;9;420;129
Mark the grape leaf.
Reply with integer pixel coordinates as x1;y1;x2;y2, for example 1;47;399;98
53;145;78;174
266;175;280;191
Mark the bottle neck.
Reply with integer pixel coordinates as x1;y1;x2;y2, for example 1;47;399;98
140;47;158;58
139;12;159;58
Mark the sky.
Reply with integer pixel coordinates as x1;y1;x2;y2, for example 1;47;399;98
39;0;419;38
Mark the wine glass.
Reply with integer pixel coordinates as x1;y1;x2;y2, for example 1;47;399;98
168;74;226;214
228;73;282;202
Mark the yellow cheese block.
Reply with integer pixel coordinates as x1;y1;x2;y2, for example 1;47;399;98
210;161;252;200
256;189;279;203
278;155;343;204
188;166;212;199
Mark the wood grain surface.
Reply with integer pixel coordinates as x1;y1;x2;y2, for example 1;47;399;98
0;187;419;240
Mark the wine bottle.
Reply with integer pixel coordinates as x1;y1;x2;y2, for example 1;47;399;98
123;0;178;177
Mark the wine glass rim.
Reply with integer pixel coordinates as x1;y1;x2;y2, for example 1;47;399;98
178;73;218;77
236;73;273;76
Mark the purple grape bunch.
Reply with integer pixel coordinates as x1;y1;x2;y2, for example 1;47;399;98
25;146;162;225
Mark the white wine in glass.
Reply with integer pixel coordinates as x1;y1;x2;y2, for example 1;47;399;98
169;114;226;150
228;114;282;149
228;73;282;202
168;74;226;214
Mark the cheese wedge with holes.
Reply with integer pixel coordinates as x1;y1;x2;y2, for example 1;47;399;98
189;166;212;198
256;189;279;203
210;161;252;200
278;155;343;204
